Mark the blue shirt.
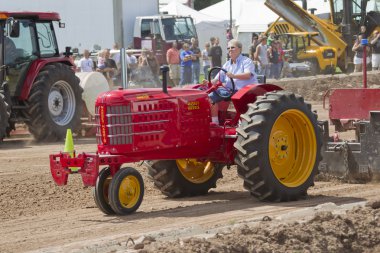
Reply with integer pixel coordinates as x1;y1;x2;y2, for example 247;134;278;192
215;54;258;90
180;50;193;67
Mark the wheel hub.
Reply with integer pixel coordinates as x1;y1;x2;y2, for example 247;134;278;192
176;159;215;184
119;176;140;208
271;134;289;163
48;90;64;116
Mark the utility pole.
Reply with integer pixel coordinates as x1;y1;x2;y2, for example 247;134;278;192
229;0;232;33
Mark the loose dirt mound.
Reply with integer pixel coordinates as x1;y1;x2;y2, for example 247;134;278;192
138;201;380;253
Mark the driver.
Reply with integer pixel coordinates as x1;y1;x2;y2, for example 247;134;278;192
4;36;17;65
205;39;258;124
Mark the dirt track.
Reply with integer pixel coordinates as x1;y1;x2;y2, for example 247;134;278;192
1;104;380;253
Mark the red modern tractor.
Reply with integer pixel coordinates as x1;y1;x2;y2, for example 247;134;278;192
50;66;322;215
0;12;83;142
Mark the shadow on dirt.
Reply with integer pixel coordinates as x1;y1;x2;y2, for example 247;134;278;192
0;137;96;150
81;191;366;223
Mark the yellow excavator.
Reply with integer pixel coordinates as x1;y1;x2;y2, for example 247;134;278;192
265;0;380;72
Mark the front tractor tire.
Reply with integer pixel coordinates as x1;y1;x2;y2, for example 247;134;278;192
145;160;223;198
234;91;322;201
108;167;144;215
93;167;115;215
26;63;83;142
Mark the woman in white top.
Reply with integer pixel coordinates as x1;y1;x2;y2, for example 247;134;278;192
202;42;211;78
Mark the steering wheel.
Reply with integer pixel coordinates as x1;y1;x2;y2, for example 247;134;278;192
207;67;236;99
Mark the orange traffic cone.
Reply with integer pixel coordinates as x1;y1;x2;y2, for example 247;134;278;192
64;129;78;172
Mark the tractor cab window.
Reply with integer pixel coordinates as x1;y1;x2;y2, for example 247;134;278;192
141;19;153;38
288;35;306;53
36;22;58;57
332;0;344;24
4;19;36;65
162;17;196;41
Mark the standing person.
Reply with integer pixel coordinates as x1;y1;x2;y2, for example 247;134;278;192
267;31;276;46
255;36;270;77
166;41;180;86
249;34;260;73
226;28;233;41
352;35;370;72
202;42;211;79
77;49;94;72
179;43;193;86
249;34;259;61
126;49;138;82
112;42;121;68
277;40;285;75
190;37;201;84
209;37;223;78
268;41;281;79
204;39;258;124
138;49;161;87
360;25;368;39
370;30;380;70
280;54;293;78
97;49;118;87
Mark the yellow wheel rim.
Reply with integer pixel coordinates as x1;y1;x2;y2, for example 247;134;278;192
269;109;317;187
118;175;141;208
176;159;215;184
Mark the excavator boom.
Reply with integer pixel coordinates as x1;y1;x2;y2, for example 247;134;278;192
265;0;347;58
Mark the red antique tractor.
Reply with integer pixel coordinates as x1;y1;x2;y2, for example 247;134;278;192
50;66;322;215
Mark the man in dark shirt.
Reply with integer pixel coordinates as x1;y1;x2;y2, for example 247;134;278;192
190;37;201;83
371;30;380;70
209;37;222;78
97;49;119;87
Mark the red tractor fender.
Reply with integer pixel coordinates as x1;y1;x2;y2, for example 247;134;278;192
231;84;283;115
19;57;74;100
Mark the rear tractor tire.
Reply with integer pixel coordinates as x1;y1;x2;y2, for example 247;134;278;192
26;63;83;142
234;90;322;201
0;93;10;142
145;159;223;198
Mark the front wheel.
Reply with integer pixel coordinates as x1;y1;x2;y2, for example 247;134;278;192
234;91;322;201
93;167;115;215
108;167;144;215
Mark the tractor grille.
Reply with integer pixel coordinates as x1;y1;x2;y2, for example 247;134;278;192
323;49;335;59
95;105;133;145
95;102;174;146
274;24;290;34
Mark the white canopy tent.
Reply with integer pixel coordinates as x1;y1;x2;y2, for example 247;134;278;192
161;1;229;64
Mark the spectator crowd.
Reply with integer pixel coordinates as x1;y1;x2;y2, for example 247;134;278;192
71;27;380;89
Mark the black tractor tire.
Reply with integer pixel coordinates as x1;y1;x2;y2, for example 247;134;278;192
108;167;144;215
145;160;223;198
234;90;322;202
26;63;83;142
0;93;10;142
93;167;115;215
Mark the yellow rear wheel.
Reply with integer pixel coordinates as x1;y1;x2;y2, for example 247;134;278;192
176;159;215;184
145;160;223;198
269;109;317;187
235;91;322;201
